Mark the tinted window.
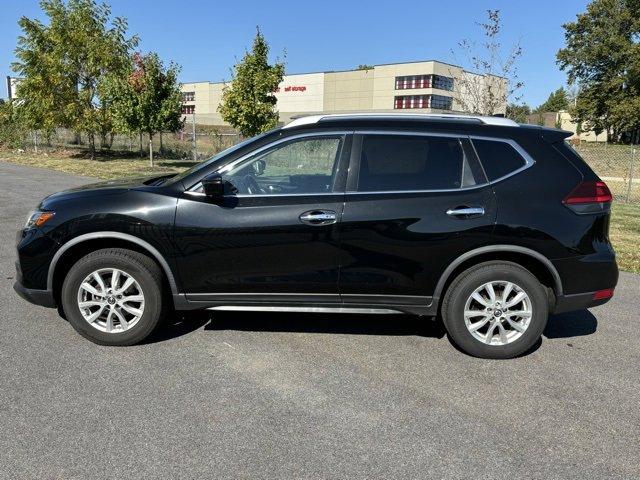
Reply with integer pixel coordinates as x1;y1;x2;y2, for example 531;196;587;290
357;135;475;192
222;136;342;195
472;139;526;181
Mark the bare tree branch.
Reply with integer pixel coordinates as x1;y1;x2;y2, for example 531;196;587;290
450;10;523;116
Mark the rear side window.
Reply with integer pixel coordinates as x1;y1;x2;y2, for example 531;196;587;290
472;139;526;181
357;135;477;192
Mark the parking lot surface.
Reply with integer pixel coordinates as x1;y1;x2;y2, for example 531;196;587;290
1;162;639;479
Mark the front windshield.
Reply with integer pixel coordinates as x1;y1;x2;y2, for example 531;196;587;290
168;130;276;183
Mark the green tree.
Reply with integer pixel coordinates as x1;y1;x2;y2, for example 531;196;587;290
536;88;569;112
506;103;531;123
557;0;640;143
219;28;285;137
356;64;374;70
12;0;138;158
103;52;183;166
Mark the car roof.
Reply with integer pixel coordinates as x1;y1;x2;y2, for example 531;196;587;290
281;113;571;141
283;113;519;129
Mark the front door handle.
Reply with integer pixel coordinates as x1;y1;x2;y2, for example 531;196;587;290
299;210;337;226
446;206;485;218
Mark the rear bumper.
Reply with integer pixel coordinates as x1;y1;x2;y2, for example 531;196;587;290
552;250;618;295
551;249;618;314
553;290;613;314
13;281;56;308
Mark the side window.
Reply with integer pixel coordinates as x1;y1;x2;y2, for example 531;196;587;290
222;136;342;195
472;139;527;181
356;135;476;192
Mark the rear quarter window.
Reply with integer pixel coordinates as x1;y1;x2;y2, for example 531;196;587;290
472;139;526;181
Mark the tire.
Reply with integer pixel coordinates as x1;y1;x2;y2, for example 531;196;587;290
441;261;549;359
61;248;167;346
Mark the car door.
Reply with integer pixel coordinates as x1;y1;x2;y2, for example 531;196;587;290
173;132;351;305
338;130;497;307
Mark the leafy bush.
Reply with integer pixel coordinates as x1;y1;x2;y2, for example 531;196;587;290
0;101;25;149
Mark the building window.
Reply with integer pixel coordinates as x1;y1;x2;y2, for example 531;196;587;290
430;94;453;110
393;95;453;110
395;75;430;90
394;95;428;109
432;75;454;91
182;91;195;102
182;105;195;114
394;74;454;91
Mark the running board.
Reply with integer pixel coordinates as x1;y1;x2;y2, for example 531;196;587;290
207;305;403;314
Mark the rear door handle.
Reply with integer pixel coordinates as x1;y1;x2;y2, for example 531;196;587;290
446;206;485;218
299;210;337;226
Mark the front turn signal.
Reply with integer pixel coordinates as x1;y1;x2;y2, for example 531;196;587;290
25;211;55;229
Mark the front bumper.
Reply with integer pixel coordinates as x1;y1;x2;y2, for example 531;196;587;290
13;280;56;308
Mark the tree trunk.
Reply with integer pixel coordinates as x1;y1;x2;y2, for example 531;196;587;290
88;133;95;160
139;131;144;158
149;134;154;167
159;132;163;153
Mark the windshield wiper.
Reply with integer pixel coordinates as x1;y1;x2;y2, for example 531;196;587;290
144;174;174;186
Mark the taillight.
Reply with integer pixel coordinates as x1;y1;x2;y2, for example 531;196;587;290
563;181;612;214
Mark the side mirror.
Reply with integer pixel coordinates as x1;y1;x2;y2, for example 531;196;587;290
252;159;266;176
202;174;225;198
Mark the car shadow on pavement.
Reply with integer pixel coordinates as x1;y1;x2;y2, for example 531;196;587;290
445;309;599;359
204;311;447;338
544;309;598;339
142;308;597;346
141;311;211;344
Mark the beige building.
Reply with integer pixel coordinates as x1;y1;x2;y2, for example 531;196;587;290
180;60;506;126
526;110;608;143
558;110;608;143
5;76;21;100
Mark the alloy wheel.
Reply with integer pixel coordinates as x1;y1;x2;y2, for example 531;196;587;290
76;268;145;333
463;280;532;346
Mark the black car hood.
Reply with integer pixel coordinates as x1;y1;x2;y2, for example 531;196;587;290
39;175;166;208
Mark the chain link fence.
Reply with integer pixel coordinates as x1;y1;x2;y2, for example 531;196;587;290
9;127;640;204
20;127;242;160
574;144;639;204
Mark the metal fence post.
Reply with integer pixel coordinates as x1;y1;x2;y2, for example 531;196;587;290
192;111;197;161
627;147;636;203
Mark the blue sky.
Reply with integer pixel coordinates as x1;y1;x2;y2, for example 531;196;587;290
0;0;590;106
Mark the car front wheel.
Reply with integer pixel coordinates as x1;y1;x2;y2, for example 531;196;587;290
441;261;549;359
61;248;167;346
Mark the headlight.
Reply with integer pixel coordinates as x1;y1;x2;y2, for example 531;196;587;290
25;210;55;229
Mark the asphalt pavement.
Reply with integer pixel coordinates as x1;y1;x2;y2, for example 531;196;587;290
0;161;639;479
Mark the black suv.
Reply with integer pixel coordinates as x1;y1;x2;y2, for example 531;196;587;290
14;114;618;358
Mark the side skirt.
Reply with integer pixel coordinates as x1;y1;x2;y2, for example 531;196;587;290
209;306;402;314
172;293;437;316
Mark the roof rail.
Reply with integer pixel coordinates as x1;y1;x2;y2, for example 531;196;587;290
283;113;519;129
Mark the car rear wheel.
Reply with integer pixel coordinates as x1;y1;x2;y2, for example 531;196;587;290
442;261;548;359
61;248;167;346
